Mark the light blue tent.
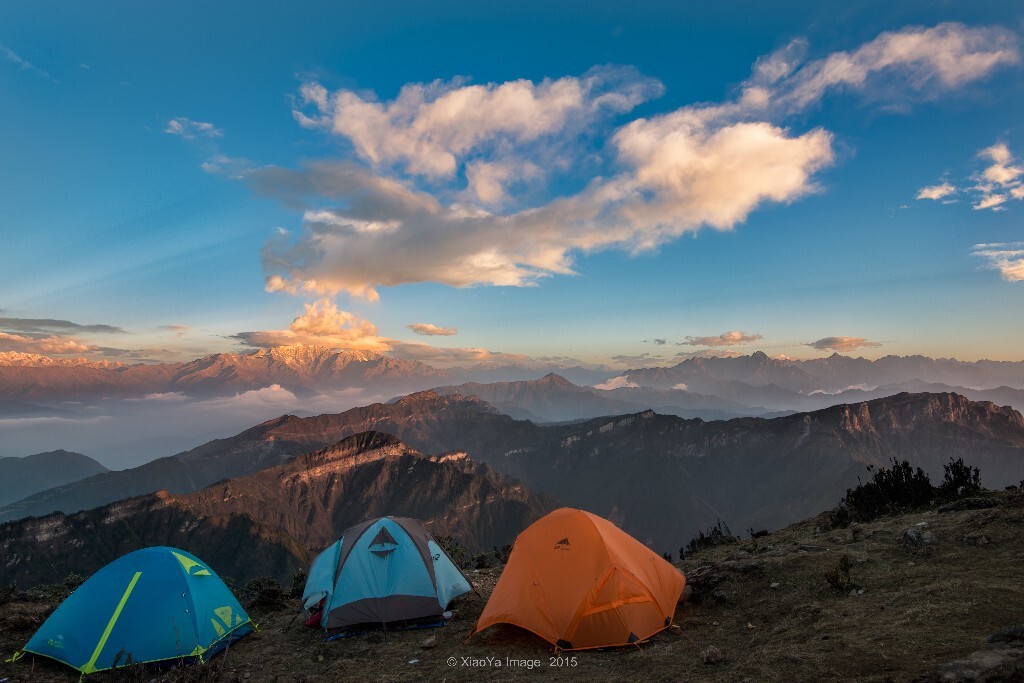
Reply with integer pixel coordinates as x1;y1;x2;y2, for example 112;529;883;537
303;517;473;631
18;547;252;675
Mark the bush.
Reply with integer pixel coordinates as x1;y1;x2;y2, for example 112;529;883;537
434;535;471;569
938;458;981;500
830;459;934;526
680;520;738;558
22;573;86;603
824;554;859;593
239;577;288;608
289;566;307;599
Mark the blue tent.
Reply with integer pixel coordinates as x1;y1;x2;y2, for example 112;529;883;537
20;547;252;674
302;517;473;631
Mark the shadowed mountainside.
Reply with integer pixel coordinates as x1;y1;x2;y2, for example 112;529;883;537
0;392;527;523
4;391;1023;555
0;451;108;508
0;431;552;585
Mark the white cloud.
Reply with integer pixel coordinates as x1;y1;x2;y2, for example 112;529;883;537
806;337;883;353
294;67;663;178
739;23;1019;117
199;384;300;410
974;194;1008;211
136;392;189;402
387;342;530;366
972;243;1024;282
672;382;689;391
681;331;763;347
916;182;956;200
407;323;458;336
1;43;54;81
201;154;253;178
593;375;638;390
165;117;223;140
254;24;1017;301
922;142;1024;211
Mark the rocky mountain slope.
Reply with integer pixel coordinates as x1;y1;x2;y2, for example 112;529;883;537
0;431;551;585
0;392;527;522
469;392;1024;551
0;451;108;508
5;390;1023;556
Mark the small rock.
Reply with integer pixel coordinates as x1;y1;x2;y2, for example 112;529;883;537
770;582;780;589
908;561;916;567
727;560;764;573
938;497;999;514
915;521;928;527
316;655;324;662
702;645;723;664
420;636;437;649
678;585;694;604
712;621;720;626
798;544;829;553
988;624;1024;644
849;589;858;598
962;533;991;547
857;589;865;595
408;659;419;665
746;622;755;630
904;527;938;548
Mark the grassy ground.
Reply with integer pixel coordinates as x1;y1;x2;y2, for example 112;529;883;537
2;490;1023;682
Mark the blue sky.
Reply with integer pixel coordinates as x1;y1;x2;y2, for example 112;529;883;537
2;0;1023;367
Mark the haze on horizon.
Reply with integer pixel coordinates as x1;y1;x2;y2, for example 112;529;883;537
2;1;1024;373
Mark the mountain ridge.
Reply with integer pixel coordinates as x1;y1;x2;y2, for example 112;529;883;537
0;431;552;585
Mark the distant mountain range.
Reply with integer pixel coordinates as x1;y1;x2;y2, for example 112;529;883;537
0;450;108;508
0;346;614;404
4;389;1023;558
0;432;552;585
3;348;1023;435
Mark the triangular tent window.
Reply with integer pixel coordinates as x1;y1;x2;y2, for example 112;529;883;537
368;527;399;554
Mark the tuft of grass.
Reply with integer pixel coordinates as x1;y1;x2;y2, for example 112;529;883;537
435;535;472;569
681;520;738;558
824;554;859;593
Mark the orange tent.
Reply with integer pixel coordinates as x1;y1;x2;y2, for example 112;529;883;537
474;508;685;650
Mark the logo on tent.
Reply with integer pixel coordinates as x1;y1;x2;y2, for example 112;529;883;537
368;527;399;555
209;606;246;637
554;537;571;550
172;551;211;576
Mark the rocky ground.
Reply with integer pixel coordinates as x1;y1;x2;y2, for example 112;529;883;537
2;490;1023;682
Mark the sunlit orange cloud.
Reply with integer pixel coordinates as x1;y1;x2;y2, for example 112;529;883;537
235;298;535;367
0;331;96;355
236;299;392;352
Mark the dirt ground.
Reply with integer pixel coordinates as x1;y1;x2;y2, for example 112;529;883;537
2;491;1023;682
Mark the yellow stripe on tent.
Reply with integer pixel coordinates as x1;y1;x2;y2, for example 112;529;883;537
81;571;142;674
